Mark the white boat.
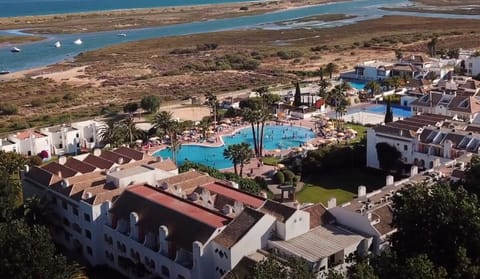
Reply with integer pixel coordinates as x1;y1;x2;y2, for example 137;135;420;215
117;33;127;37
73;38;82;45
54;41;61;48
10;47;21;53
0;70;10;75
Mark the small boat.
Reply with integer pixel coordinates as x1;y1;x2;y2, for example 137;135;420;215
10;47;21;53
73;38;82;45
117;33;127;37
54;41;61;48
0;70;10;75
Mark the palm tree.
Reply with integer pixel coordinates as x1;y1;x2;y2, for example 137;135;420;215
197;118;211;140
318;79;331;99
153;111;182;163
317;67;326;81
325;62;339;79
23;195;51;225
121;115;142;145
364;80;382;97
243;108;261;156
98;119;124;147
223;143;253;176
205;92;218;128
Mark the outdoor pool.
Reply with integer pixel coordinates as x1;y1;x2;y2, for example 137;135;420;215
348;80;367;91
365;104;412;118
154;125;316;169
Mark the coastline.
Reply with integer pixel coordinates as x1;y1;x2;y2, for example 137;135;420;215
0;0;347;35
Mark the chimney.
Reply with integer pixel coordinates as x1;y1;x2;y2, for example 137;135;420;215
386;175;394;186
357;185;366;198
93;148;101;156
327;197;337;209
58;156;67;165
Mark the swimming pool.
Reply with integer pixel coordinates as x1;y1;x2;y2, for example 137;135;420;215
348;81;367;91
365;104;412;118
154;125;316;169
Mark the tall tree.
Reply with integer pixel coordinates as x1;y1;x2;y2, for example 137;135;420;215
294;82;302;107
384;98;393;123
0;219;85;279
375;142;402;172
153;111;182;163
391;184;480;278
123;102;138;114
325;62;339;79
317;67;326;81
318;79;331;99
364;80;382;96
121;115;142;145
205;92;218;129
140;95;160;114
348;260;379;279
98;119;124;147
223;143;253;176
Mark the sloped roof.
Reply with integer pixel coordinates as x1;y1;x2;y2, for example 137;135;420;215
114;147;145;161
372;205;395;236
303;204;335;229
42;162;78;178
84;154;115;169
25;166;61;186
100;150;133;164
200;182;265;209
64;158;97;173
259;200;296;222
214;207;265;248
110;185;231;251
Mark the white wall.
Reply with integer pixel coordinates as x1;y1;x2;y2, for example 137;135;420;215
367;128;414;169
284;210;310;240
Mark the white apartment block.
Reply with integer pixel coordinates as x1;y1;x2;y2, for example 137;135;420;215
22;147;371;278
340;60;394;81
367;113;480;171
464;54;480;77
1;119;103;157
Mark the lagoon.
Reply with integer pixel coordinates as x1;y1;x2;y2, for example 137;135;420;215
0;0;479;73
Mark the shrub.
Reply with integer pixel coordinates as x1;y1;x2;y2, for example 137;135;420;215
254;176;268;189
273;171;285;185
282;169;295;183
277;50;303;60
31;99;45;107
0;103;18;115
29;156;43;166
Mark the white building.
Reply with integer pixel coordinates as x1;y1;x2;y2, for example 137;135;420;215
0;138;17;153
340;61;394;81
8;130;50;157
40;125;81;156
22;146;371;278
464;54;480;77
71;120;104;150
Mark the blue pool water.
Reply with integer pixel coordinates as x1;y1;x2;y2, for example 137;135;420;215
155;125;316;169
365;104;412;118
348;81;367;91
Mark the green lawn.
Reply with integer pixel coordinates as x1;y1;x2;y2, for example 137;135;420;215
262;156;278;166
296;168;386;206
344;123;368;143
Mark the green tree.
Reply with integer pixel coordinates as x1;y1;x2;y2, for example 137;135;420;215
250;255;288;279
223;143;253;176
375;142;402;172
0;219;85;279
364;80;382;96
294;82;302;107
205;92;218;128
317;66;326;81
384;98;393;123
463;155;480;196
391;184;480;278
348;261;379;279
324;269;344;279
427;37;438;57
123;102;138;114
325;62;339;79
153;111;182;163
121;115;142;145
98;119;124;147
140;95;160;114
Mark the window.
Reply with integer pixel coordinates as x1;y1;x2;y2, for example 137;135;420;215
62;200;67;210
404;145;408;151
84;213;90;222
76;133;79;138
86;246;92;255
85;229;92;239
161;266;170;277
63;218;70;227
72;207;78;216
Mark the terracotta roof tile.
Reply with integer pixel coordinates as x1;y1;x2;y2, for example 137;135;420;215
84;154;115;169
303;204;335;229
100;150;133;164
64;158;97;173
214;207;265;248
200;182;265;208
25;166;61;186
42;162;78;178
110;185;231;251
372;205;394;236
259;200;296;222
113;147;145;161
